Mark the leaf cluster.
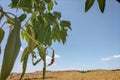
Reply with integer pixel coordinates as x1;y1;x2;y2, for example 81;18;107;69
85;0;120;13
0;0;71;80
85;0;106;13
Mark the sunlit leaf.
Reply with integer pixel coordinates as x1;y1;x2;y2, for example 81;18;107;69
85;0;95;12
0;17;21;80
20;47;29;80
31;11;38;20
21;47;29;62
48;2;53;12
98;0;106;13
21;31;29;42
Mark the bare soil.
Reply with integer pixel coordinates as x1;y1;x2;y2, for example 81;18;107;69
7;70;120;80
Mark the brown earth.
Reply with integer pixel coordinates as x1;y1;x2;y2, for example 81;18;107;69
7;70;120;80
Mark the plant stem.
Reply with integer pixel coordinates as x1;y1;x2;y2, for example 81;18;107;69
21;27;40;45
33;0;43;14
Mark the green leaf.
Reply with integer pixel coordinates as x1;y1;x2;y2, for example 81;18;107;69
38;15;45;26
37;45;46;80
60;20;71;30
54;11;61;20
18;0;33;13
18;14;27;22
21;47;29;62
0;17;21;80
0;28;4;43
85;0;95;12
0;7;4;22
11;0;19;6
31;11;38;20
0;14;3;22
48;2;53;12
38;1;46;12
44;26;51;46
21;31;25;40
20;47;29;80
21;31;29;42
60;29;67;44
0;28;4;54
98;0;106;13
27;24;36;51
45;0;51;4
44;13;57;24
37;45;45;61
31;51;36;59
20;55;28;80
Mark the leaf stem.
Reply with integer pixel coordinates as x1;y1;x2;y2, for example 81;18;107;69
6;12;16;18
21;27;40;46
0;10;13;21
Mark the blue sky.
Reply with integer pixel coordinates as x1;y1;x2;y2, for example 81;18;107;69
0;0;120;73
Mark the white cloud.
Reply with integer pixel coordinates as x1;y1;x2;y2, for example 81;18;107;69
46;55;52;64
46;54;60;64
101;54;120;62
101;57;111;61
55;54;61;58
113;55;120;58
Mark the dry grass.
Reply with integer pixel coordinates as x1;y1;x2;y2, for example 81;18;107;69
7;70;120;80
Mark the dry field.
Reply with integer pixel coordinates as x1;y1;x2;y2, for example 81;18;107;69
7;70;120;80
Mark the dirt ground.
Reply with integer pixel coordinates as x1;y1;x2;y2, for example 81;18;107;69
7;70;120;80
